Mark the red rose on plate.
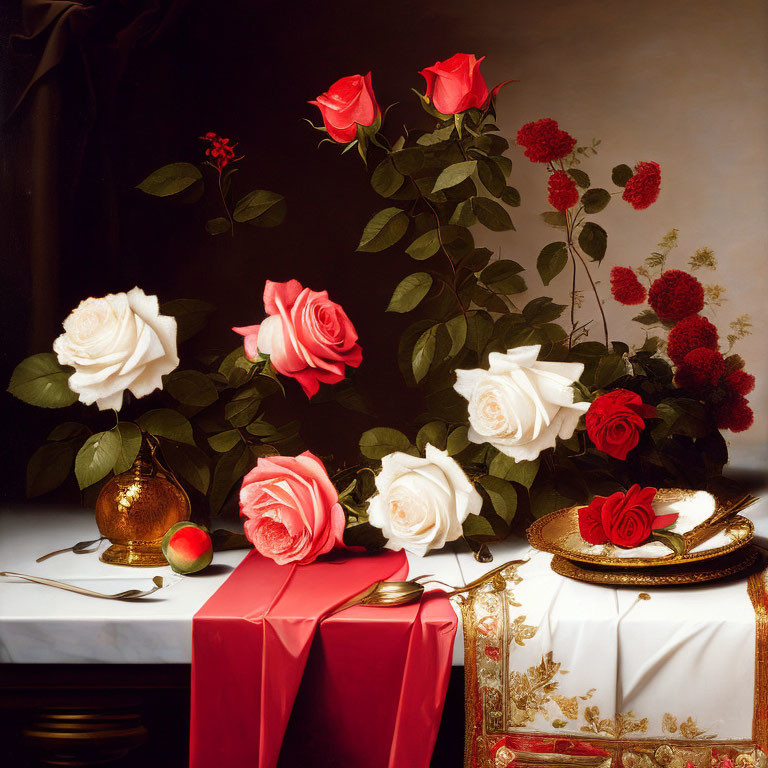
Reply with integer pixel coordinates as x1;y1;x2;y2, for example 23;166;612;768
578;485;677;548
585;389;657;461
309;73;379;143
419;53;489;115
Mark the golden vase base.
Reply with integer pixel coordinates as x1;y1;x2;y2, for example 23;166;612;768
99;541;168;567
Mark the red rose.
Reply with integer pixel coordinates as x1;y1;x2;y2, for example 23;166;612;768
648;270;704;321
622;161;661;209
666;314;718;366
610;266;647;305
547;170;579;211
516;118;576;163
585;389;657;461
309;73;379;144
419;53;489;115
579;485;674;548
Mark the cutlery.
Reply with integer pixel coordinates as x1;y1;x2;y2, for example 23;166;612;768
0;571;165;600
36;537;105;563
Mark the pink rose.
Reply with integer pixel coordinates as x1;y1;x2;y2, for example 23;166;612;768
232;279;362;398
309;72;380;144
419;53;489;115
239;451;346;566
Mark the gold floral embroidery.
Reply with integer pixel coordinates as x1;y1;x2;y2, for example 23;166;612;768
508;652;562;727
553;694;579;721
510;615;537;646
581;706;649;738
663;714;678;734
679;716;713;740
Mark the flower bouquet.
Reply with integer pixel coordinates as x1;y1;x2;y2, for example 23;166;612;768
8;52;755;568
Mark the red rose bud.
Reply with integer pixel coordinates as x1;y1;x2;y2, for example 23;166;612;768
666;314;718;366
622;161;661;209
648;269;704;321
610;266;647;305
162;522;212;574
309;73;379;144
547;170;579;211
578;496;609;545
585;389;656;461
419;53;489;115
516;118;576;163
674;347;725;393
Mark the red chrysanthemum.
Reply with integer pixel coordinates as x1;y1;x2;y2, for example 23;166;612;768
666;314;719;366
724;369;755;397
547;170;579;212
715;394;754;432
199;132;240;171
610;266;647;305
622;161;661;210
516;118;576;163
674;348;725;393
648;270;704;321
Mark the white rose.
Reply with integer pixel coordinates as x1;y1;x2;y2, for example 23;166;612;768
53;287;178;411
367;444;482;556
454;345;588;462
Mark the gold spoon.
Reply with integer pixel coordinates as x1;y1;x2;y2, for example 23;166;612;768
36;536;106;563
0;571;165;600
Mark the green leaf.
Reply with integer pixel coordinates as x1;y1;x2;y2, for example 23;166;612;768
7;353;77;408
446;425;470;456
466;311;494;353
473;197;514;231
159;438;211;494
209;444;251;514
462;514;496;537
612;164;634;187
478;158;505;197
416;421;448;452
578;222;608;262
412;325;439;382
523;297;567;324
501;186;521;207
205;217;230;235
633;309;661;326
219;346;252;387
581;188;611;214
371;158;404;197
653;399;710;440
208;429;242;453
233;190;287;227
652;529;686;556
593;354;628;388
164;370;218;407
47;422;88;442
405;230;440;260
540;211;567;228
74;430;122;489
160;299;215;343
113;422;142;474
137;162;202;197
387;273;433;313
450;199;476;227
444;315;468;357
488;453;540;488
224;382;271;427
357;207;409;252
480;260;526;293
416;125;454;146
27;442;75;497
432;160;477;193
567;168;591;189
537;242;568;286
477;475;518;524
137;409;194;445
491;155;512;178
391;147;424;175
359;427;411;459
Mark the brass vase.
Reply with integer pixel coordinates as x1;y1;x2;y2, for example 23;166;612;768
94;435;190;567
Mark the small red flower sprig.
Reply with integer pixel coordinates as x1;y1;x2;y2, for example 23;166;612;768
200;132;245;235
610;232;754;432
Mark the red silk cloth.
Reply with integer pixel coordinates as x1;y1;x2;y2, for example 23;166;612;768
190;549;457;768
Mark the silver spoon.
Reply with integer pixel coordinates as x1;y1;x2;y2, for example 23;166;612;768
0;571;165;600
36;537;106;563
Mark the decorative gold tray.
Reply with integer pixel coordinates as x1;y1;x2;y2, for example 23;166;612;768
551;546;760;586
527;490;754;568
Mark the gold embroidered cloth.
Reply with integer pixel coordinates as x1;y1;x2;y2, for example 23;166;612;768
460;549;768;768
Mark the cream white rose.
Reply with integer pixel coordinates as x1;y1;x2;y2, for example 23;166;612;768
53;287;178;411
454;345;588;462
367;444;482;556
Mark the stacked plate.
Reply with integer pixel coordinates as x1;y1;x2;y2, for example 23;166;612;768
526;489;759;586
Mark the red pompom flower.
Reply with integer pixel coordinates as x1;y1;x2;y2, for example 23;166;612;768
622;161;661;209
724;369;755;397
715;394;754;433
674;348;725;393
610;266;647;305
648;270;704;321
516;118;576;163
547;171;579;211
666;314;719;366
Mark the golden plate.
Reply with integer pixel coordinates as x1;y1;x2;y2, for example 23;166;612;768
527;489;754;568
551;546;760;586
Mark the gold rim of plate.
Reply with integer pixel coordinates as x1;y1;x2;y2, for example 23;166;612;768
551;546;760;586
527;504;754;568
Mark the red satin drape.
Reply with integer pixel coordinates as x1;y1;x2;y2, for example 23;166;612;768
191;549;457;768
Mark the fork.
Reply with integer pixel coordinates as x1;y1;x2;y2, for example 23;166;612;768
0;571;165;600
